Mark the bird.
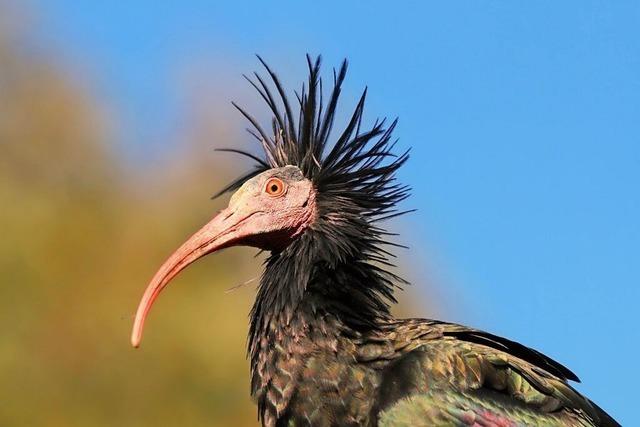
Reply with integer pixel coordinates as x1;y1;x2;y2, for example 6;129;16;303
131;56;619;427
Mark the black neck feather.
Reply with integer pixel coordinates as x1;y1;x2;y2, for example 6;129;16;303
248;201;407;371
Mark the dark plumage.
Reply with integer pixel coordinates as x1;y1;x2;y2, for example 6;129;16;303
132;56;619;427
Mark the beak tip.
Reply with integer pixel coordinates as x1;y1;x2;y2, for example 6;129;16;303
131;329;142;348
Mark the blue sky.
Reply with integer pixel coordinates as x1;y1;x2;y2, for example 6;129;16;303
37;1;638;423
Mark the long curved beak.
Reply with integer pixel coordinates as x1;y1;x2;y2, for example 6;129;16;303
131;207;246;348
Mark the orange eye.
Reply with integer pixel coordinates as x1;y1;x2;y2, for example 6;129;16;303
264;177;286;197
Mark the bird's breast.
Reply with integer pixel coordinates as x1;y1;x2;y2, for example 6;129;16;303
252;313;384;427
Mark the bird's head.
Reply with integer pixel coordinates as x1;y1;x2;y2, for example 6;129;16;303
131;166;316;347
131;56;409;348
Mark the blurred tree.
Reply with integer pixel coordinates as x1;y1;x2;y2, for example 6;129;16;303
0;4;259;426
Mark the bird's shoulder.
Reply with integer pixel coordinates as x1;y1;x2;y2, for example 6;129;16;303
357;318;618;427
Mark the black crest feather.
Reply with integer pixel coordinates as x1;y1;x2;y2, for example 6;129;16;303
216;54;410;226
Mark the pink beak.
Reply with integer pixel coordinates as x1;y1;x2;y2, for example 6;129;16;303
131;207;251;348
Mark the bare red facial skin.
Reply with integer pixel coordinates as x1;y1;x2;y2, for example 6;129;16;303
131;167;315;348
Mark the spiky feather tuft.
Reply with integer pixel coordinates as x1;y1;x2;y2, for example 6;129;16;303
215;54;410;226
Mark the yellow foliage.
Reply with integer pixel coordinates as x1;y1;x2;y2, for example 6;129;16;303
0;12;260;427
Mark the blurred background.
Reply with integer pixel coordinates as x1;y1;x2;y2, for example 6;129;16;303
0;1;637;426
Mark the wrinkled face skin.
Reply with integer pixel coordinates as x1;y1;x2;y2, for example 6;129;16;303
226;166;316;250
131;165;316;347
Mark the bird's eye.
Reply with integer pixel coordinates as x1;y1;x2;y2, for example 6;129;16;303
264;177;286;197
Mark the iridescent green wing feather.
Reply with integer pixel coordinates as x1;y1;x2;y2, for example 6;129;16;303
373;320;619;427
